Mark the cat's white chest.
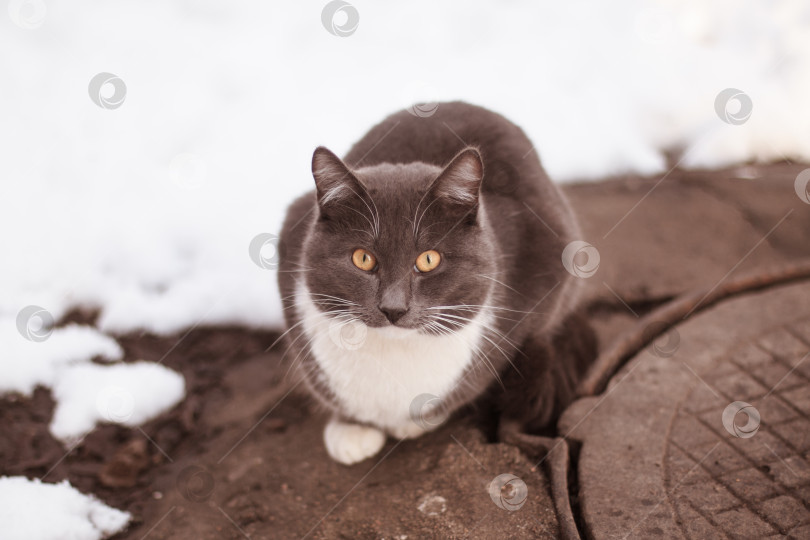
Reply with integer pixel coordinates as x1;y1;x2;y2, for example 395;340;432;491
296;284;485;433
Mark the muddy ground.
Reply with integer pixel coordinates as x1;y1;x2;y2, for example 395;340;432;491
3;161;809;539
2;323;561;539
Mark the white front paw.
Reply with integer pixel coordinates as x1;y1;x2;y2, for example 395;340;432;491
388;421;428;440
324;420;386;465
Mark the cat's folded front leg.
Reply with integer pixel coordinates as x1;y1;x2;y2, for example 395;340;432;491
323;418;386;465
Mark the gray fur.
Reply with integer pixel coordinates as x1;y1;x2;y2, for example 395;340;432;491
277;102;590;433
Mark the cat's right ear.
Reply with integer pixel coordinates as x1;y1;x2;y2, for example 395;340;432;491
311;147;366;217
427;147;484;223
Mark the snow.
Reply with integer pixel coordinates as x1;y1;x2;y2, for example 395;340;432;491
0;476;130;540
1;322;185;442
50;361;186;442
0;324;122;396
1;1;808;410
2;1;808;340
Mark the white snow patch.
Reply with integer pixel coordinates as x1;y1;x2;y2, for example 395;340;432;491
50;361;186;442
0;324;123;395
1;322;185;442
0;476;130;540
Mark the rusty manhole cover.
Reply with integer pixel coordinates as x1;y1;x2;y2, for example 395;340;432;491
665;319;810;538
560;281;810;539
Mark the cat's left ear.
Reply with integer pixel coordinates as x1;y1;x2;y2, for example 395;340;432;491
311;146;367;215
428;147;484;221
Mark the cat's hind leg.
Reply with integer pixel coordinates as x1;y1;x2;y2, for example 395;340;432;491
324;418;386;465
498;309;597;434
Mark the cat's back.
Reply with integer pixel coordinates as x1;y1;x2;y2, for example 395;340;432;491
344;102;559;200
344;102;531;167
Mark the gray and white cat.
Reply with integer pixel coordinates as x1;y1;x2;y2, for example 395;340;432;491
277;102;591;465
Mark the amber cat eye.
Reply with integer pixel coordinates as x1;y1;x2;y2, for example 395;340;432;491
415;250;441;272
352;248;377;271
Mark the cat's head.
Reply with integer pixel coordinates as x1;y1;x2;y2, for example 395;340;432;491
301;146;497;335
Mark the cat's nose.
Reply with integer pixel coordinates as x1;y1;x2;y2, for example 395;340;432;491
379;306;407;324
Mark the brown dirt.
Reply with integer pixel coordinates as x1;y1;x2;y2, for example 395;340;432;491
0;325;560;539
